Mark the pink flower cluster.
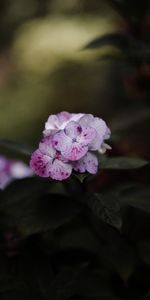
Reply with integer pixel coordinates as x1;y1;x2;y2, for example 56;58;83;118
0;156;33;190
30;112;111;181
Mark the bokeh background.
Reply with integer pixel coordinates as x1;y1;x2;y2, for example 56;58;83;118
0;0;150;159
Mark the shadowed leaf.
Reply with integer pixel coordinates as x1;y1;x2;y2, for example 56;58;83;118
0;139;33;156
85;193;122;230
83;33;132;50
100;156;148;170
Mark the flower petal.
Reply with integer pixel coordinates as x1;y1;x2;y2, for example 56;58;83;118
63;143;88;161
77;126;96;145
57;111;72;124
64;121;83;139
71;113;85;122
52;131;72;153
30;149;50;177
45;115;58;131
53;130;88;161
73;152;98;174
39;139;56;158
47;159;72;180
79;114;110;150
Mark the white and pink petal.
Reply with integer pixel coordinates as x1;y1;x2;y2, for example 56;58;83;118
73;152;98;174
77;126;96;145
30;150;50;177
64;121;82;139
47;159;72;180
39;140;56;158
61;143;88;161
52;131;72;153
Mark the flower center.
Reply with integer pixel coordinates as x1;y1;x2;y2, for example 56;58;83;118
72;138;77;143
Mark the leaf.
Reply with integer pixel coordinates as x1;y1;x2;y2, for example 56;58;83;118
18;246;53;300
112;184;150;213
0;178;81;236
100;156;148;170
88;296;122;300
83;33;131;50
85;193;122;230
142;291;150;300
48;264;87;300
56;217;102;255
137;240;150;267
0;139;33;156
75;269;114;298
99;236;137;282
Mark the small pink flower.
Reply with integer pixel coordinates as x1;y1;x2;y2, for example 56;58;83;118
30;138;72;180
52;121;96;161
73;152;98;174
30;112;111;181
43;111;84;136
0;156;33;189
79;114;111;151
10;161;33;179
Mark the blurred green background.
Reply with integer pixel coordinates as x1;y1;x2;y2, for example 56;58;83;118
0;0;150;157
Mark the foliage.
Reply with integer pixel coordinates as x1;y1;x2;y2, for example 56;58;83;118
0;0;150;299
0;141;149;300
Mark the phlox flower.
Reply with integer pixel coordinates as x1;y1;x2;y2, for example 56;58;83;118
0;156;33;190
30;111;111;181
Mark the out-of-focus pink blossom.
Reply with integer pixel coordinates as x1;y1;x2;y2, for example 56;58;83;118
0;156;33;190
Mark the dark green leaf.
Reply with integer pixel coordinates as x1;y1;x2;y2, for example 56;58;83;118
112;184;150;213
100;156;148;170
55;216;102;257
137;240;150;267
48;264;87;300
0;139;33;156
0;178;81;236
142;291;150;300
76;269;113;297
99;237;137;281
85;193;122;230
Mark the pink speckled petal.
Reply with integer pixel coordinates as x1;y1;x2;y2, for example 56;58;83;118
47;159;72;180
73;152;98;174
85;152;98;174
52;131;72;153
39;140;56;158
80;115;110;150
30;149;50;177
64;121;82;138
77;127;96;145
62;143;88;161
